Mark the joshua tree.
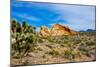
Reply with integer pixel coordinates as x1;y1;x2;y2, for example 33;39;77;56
11;19;17;33
27;25;36;34
12;19;38;57
16;22;22;33
22;21;29;33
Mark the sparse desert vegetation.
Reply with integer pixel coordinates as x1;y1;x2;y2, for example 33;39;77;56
11;19;96;66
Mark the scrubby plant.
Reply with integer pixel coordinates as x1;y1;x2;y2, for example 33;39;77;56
64;50;74;60
11;19;17;33
46;50;60;56
64;50;81;61
85;41;96;46
46;44;52;49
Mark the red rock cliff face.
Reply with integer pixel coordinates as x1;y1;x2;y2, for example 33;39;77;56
40;24;78;37
40;26;51;37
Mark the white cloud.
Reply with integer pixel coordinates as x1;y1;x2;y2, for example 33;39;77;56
48;4;95;31
59;19;95;31
12;12;40;21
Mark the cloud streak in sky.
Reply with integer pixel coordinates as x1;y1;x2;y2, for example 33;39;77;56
46;4;95;31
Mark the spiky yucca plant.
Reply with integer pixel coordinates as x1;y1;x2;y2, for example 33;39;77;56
11;19;37;59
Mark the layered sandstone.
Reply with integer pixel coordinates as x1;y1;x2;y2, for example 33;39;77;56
40;24;78;37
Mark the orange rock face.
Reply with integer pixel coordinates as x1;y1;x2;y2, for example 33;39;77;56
40;26;51;37
40;24;78;37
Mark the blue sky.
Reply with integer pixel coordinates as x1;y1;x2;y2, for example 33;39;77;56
11;0;96;31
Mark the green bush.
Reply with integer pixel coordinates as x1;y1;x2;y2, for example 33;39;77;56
64;50;81;60
85;41;95;46
64;50;73;60
47;50;59;56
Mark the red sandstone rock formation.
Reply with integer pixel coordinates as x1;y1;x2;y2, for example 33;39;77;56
40;24;78;37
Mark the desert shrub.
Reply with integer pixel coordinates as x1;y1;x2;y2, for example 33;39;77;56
36;36;44;43
60;44;66;47
85;41;96;46
21;59;32;66
47;37;55;43
64;50;81;60
78;42;87;52
36;47;42;51
46;35;69;44
63;35;69;39
47;50;59;56
64;50;73;59
46;44;52;49
80;41;87;46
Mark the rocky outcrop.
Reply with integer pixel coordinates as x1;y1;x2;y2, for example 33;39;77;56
40;26;51;37
40;24;78;37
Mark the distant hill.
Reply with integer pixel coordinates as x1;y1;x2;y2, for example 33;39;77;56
79;29;96;32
